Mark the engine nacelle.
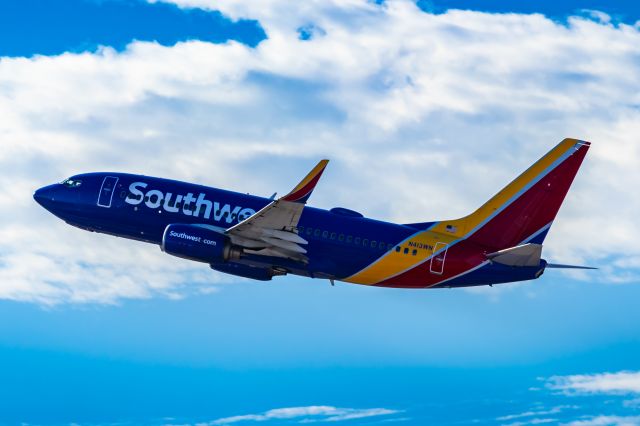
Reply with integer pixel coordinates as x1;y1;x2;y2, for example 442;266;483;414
162;224;241;263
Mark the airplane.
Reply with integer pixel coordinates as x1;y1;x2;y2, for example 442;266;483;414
33;138;595;289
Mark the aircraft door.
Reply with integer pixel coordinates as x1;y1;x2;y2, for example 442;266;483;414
430;242;448;275
97;176;119;208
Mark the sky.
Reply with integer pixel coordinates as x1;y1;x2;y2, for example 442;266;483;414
1;0;640;424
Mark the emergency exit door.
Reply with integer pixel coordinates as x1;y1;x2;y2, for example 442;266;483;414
430;242;448;275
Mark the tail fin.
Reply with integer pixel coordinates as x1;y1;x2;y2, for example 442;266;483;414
432;138;590;250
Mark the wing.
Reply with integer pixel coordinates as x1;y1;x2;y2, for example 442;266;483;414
225;159;329;262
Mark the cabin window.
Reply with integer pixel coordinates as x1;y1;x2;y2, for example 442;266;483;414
307;228;313;235
363;238;369;246
395;246;401;252
371;240;377;248
387;244;394;251
379;241;386;250
338;234;345;242
347;235;353;243
412;249;418;256
330;232;336;240
314;229;321;237
354;237;361;245
298;226;304;233
403;247;409;254
322;230;329;239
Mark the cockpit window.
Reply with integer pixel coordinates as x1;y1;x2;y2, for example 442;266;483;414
61;178;82;188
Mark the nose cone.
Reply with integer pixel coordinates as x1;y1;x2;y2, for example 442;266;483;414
33;184;58;210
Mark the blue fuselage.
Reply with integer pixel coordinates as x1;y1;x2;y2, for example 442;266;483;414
34;172;423;281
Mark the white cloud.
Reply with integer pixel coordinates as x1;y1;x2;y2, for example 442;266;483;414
498;405;576;421
562;415;640;426
547;371;640;395
2;0;640;303
202;405;399;424
503;419;557;426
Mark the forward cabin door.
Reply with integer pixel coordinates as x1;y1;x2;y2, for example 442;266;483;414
430;242;448;275
97;176;119;208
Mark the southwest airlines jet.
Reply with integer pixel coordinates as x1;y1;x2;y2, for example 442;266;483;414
34;138;594;288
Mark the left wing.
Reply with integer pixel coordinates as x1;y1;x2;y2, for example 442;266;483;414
225;159;329;262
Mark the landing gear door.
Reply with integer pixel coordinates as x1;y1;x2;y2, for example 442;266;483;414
430;242;448;275
97;176;119;208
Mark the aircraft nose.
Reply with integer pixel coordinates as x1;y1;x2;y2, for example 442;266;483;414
33;184;57;209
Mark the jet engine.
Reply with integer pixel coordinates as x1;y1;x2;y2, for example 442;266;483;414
161;224;241;263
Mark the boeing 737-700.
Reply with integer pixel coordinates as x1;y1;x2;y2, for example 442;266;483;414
33;138;594;288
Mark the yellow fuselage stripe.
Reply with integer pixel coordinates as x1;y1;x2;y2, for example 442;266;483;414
344;139;579;285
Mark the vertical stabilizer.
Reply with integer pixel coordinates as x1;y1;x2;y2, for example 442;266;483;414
434;138;590;250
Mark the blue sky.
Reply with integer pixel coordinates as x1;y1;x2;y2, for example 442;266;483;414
2;0;640;425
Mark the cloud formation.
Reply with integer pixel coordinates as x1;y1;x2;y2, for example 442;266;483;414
563;415;640;426
2;0;640;303
547;371;640;395
204;405;399;424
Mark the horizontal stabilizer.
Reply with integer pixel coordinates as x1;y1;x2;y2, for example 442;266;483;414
546;263;598;270
487;243;542;267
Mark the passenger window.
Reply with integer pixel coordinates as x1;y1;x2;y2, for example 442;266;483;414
395;246;401;252
347;236;353;243
298;226;304;233
363;239;369;246
322;230;328;238
412;249;417;256
330;232;336;240
355;237;361;245
403;248;409;254
314;229;321;237
307;228;313;235
387;244;393;251
371;240;377;248
379;242;386;250
338;234;345;242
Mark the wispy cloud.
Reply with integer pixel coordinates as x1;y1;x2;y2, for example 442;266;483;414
198;406;400;425
496;404;580;426
562;415;640;426
547;371;640;395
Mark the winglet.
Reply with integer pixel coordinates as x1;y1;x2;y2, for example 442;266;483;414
282;159;329;204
